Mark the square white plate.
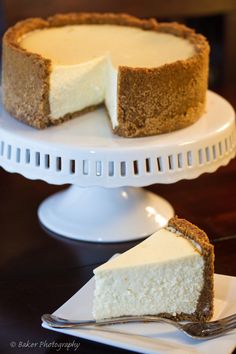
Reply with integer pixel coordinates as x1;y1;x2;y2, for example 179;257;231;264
42;273;236;354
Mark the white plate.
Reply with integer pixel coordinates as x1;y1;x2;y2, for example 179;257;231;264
42;273;236;354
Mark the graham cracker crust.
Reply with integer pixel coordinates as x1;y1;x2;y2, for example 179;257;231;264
166;216;214;322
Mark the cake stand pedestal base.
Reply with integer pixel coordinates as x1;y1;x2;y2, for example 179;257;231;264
1;91;235;242
38;186;174;242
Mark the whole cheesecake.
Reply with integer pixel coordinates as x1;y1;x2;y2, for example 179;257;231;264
93;216;214;321
2;13;209;137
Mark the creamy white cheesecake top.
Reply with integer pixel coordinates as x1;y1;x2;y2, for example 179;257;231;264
94;228;203;273
17;24;196;123
19;24;195;67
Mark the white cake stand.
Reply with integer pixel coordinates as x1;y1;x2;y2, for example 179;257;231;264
0;91;235;242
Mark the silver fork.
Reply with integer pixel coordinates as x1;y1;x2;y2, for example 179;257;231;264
42;313;236;340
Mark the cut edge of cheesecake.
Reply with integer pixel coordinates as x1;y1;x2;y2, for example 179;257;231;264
2;13;209;137
93;216;214;322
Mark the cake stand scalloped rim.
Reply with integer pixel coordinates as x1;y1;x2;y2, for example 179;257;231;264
0;90;235;188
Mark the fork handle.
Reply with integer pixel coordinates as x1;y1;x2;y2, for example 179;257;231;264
41;314;174;328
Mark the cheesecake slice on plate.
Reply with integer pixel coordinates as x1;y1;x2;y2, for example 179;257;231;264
93;216;214;321
2;13;209;137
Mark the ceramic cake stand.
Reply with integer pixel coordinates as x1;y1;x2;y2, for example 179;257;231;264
0;91;235;242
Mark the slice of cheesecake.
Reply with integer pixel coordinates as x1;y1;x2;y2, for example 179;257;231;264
2;13;209;137
93;216;214;321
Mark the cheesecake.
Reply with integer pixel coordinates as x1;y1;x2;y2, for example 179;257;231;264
2;13;209;137
93;216;214;321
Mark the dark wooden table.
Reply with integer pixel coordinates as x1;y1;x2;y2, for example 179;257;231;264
1;88;236;353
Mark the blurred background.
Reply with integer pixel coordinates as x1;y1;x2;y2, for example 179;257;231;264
0;0;236;100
